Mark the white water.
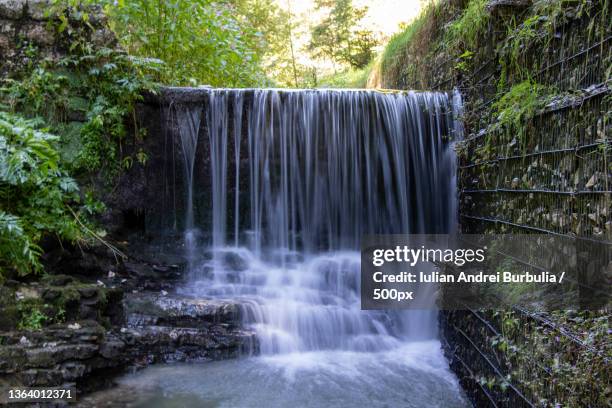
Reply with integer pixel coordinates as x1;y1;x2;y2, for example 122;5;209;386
92;341;467;407
155;89;468;406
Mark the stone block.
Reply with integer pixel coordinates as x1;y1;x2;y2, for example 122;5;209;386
26;0;51;20
23;22;54;45
0;0;26;19
0;19;14;34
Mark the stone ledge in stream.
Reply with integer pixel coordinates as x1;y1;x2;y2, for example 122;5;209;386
0;292;256;394
123;291;257;363
124;292;243;327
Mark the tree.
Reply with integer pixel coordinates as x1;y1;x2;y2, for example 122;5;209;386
107;0;266;87
308;0;379;69
228;0;300;87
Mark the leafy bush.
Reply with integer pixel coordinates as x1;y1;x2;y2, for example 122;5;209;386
3;47;158;176
0;112;84;278
106;0;267;87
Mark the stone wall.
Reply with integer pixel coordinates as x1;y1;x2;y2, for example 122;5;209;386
0;0;116;77
379;0;611;406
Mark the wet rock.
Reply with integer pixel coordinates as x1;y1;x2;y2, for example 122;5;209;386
99;339;125;359
25;344;98;368
122;292;257;363
124;292;241;327
78;286;99;299
0;321;127;387
122;260;182;291
219;251;249;271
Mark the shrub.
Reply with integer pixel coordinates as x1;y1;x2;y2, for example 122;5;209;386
0;112;83;278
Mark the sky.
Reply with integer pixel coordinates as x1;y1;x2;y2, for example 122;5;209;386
276;0;426;69
284;0;424;36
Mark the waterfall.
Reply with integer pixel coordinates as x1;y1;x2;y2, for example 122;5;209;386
175;89;461;354
175;104;202;273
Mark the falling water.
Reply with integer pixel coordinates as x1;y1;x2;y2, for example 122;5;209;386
174;89;461;352
175;105;202;272
118;89;468;407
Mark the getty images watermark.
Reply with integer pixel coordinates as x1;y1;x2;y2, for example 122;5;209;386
361;234;610;310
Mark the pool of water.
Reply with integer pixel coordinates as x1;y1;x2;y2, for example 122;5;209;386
82;341;469;408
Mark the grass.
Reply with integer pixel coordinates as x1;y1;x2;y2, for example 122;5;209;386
445;0;489;51
317;60;376;89
380;2;437;77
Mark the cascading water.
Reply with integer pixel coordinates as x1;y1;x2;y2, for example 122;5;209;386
180;89;460;350
125;89;469;407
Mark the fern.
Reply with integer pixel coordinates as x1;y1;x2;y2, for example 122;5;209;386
0;111;84;279
0;212;42;276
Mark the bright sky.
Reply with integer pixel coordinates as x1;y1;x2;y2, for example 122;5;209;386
283;0;424;35
277;0;425;69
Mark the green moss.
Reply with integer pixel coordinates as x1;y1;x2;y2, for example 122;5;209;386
490;80;552;152
492;80;548;126
57;286;81;307
445;0;490;52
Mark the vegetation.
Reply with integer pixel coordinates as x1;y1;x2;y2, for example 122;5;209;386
0;112;86;278
3;48;158;175
308;0;379;70
0;2;152;279
17;301;48;330
317;60;375;88
379;1;442;88
107;0;268;87
445;0;489;52
491;80;550;138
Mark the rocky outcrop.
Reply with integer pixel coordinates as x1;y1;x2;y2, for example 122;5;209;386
123;292;257;364
0;321;126;393
0;292;256;397
0;236;256;399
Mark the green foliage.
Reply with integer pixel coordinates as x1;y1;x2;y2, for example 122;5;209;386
489;80;551;155
309;0;379;70
487;309;611;407
0;212;41;278
445;0;489;51
379;1;438;86
2;47;158;175
106;0;267;87
317;61;374;88
230;0;301;87
492;80;549;132
454;50;474;72
17;302;47;330
0;112;85;277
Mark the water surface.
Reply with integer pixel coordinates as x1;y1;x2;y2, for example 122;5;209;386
92;341;468;408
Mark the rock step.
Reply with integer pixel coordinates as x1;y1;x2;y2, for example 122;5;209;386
122;292;258;362
122;325;257;364
124;292;243;328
